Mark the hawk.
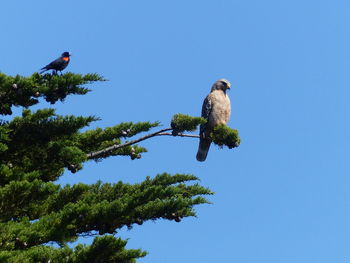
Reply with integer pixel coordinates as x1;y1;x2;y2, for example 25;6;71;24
196;79;231;162
40;51;71;75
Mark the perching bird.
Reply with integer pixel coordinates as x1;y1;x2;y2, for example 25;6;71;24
40;51;71;75
196;79;231;162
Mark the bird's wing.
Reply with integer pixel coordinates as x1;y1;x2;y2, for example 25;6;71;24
199;96;212;137
197;95;213;161
41;57;61;70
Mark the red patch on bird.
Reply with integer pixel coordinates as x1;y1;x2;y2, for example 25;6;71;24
62;57;70;61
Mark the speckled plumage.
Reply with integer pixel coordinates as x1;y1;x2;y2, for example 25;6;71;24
196;79;231;162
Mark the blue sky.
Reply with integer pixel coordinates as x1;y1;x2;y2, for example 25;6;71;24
2;0;350;262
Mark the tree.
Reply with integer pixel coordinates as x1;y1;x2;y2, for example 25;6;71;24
0;72;240;262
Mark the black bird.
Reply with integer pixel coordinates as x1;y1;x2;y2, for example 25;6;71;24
40;52;71;75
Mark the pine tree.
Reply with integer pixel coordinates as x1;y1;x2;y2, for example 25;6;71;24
0;72;240;262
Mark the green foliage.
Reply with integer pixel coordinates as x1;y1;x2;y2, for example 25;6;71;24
211;125;240;148
171;113;206;135
0;236;147;263
73;236;147;263
0;109;97;181
0;125;9;153
0;180;59;221
0;72;220;262
0;109;161;177
0;174;211;257
79;121;160;161
0;72;105;115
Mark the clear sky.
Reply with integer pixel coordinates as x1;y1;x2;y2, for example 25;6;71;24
2;0;350;262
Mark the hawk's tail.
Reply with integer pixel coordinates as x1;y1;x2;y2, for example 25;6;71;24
196;139;211;162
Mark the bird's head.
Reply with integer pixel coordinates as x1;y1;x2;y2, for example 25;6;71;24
61;52;71;58
211;79;231;92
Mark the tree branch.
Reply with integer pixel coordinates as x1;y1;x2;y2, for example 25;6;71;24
86;128;199;160
158;132;200;138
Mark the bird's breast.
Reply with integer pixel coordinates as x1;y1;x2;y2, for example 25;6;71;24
208;91;231;126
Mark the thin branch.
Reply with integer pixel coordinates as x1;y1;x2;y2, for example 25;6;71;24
87;128;199;160
158;132;200;138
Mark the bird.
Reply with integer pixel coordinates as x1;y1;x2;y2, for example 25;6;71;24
40;51;71;75
196;79;231;162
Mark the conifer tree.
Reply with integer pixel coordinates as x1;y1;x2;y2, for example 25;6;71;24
0;72;240;262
